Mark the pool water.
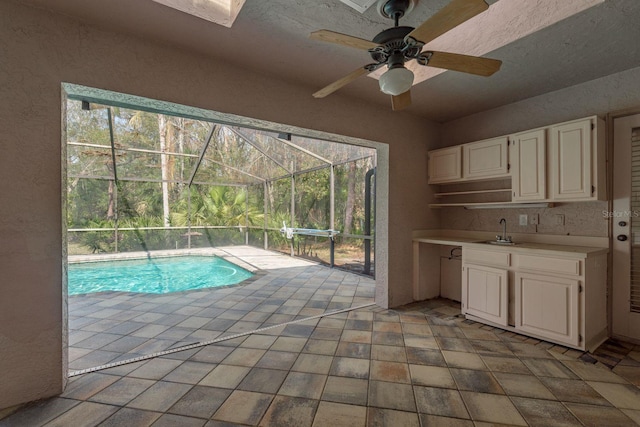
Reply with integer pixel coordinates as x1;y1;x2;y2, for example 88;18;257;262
68;256;254;295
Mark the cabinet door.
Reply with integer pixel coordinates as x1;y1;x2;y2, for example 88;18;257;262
462;137;509;180
515;272;580;347
511;129;546;201
549;119;593;200
463;263;508;326
428;146;462;183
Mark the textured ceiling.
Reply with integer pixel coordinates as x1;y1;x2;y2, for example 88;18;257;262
22;0;640;122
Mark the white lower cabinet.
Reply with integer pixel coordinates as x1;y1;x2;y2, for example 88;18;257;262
461;245;607;352
463;264;508;326
515;272;580;347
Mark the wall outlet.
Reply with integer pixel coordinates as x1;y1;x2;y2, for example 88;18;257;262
555;214;565;225
519;214;528;226
530;214;539;225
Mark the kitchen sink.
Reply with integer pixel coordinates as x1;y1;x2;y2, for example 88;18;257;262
482;240;518;246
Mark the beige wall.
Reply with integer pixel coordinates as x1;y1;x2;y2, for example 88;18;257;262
7;0;640;408
0;1;440;408
439;65;640;239
441;65;640;145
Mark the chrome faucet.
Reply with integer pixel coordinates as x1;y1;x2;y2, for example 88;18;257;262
497;218;512;243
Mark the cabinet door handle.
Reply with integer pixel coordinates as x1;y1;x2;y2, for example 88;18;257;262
617;235;628;241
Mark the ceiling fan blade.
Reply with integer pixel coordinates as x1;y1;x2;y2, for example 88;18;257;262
406;0;489;45
313;66;371;98
391;91;412;111
310;30;380;50
427;51;502;76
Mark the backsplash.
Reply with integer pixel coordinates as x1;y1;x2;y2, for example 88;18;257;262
440;201;609;237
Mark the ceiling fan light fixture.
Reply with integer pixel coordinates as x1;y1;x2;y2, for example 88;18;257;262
379;66;414;96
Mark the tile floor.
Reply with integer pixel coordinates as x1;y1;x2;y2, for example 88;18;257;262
67;247;375;371
2;248;640;426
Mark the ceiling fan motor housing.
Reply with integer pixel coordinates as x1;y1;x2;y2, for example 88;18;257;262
377;0;415;20
370;26;422;65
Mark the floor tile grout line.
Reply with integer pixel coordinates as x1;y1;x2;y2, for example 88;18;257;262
10;299;640;426
68;302;376;377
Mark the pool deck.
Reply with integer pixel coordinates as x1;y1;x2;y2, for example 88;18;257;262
68;246;376;372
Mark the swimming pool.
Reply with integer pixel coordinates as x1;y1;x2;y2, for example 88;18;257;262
68;256;254;295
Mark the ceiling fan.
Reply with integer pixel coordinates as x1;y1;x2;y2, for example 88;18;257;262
310;0;502;111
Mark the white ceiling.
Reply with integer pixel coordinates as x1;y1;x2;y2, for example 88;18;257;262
24;0;640;122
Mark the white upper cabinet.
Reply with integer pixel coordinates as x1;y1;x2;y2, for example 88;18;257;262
428;138;508;185
427;115;605;205
511;129;546;201
463;137;509;180
549;117;606;201
428;146;462;184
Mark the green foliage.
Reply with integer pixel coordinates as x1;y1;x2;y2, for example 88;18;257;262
67;179;112;227
118;214;171;252
65;99;375;258
76;219;116;253
171;186;263;227
295;169;330;229
117;181;164;220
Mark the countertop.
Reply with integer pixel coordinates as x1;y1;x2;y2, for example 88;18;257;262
413;236;482;246
413;232;609;258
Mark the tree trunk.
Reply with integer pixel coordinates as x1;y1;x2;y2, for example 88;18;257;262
343;162;356;234
158;114;171;227
177;118;185;190
107;179;115;220
267;181;276;224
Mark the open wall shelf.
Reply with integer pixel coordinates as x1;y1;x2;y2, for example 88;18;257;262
434;188;512;198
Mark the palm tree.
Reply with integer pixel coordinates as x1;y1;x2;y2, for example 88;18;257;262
172;186;263;228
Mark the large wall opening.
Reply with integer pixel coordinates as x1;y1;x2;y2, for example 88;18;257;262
62;83;390;373
66;99;377;273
